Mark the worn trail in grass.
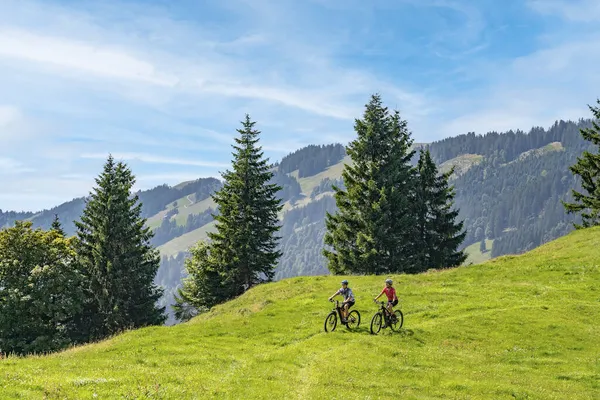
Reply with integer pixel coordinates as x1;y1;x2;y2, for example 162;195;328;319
1;228;599;399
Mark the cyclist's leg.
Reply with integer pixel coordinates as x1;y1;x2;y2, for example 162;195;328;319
342;303;349;320
389;299;398;320
345;301;355;320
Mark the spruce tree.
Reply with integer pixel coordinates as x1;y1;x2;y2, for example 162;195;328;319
563;99;600;228
74;155;165;341
323;94;416;274
413;148;466;270
174;115;282;316
51;214;65;236
173;242;221;321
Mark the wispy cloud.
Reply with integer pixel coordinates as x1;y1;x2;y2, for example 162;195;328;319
0;28;178;86
1;0;599;211
526;0;600;22
0;157;35;174
80;152;229;168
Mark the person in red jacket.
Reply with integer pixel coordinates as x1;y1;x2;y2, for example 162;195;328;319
374;278;398;318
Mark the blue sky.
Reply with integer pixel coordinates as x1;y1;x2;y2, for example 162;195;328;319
0;0;599;211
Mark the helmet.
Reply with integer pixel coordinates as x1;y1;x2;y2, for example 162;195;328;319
341;280;348;285
385;279;393;284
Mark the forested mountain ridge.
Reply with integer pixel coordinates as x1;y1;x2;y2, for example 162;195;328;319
158;119;586;280
0;177;223;237
0;119;591;323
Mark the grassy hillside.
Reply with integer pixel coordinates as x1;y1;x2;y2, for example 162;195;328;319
157;220;216;256
2;227;598;399
295;155;351;195
463;239;494;265
146;194;216;230
439;153;484;178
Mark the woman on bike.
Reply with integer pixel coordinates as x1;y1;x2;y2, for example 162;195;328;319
374;278;398;318
328;279;355;323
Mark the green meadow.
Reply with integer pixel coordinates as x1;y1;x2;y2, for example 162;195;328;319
1;227;598;399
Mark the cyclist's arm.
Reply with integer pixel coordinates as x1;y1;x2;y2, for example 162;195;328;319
374;289;385;300
328;289;340;301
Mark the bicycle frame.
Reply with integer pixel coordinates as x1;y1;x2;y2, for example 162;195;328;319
377;301;395;324
332;300;349;319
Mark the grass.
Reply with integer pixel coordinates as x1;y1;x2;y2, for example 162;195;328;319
2;227;599;399
144;193;193;230
172;196;216;226
464;239;494;265
439;154;484;178
508;142;565;165
296;155;350;195
157;220;216;256
145;194;216;230
544;142;564;151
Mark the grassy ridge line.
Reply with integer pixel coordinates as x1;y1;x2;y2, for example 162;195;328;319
156;220;216;256
295;155;350;195
2;227;598;399
145;194;216;230
439;153;483;178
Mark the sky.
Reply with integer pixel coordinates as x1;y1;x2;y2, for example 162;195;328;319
0;0;599;212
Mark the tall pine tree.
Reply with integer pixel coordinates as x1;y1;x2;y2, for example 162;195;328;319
51;214;65;236
413;148;466;270
74;155;165;341
563;99;600;228
174;115;283;318
323;94;416;274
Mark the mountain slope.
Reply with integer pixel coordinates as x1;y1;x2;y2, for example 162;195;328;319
1;119;593;325
2;227;598;399
157;122;583;261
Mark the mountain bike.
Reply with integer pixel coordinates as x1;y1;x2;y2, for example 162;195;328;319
324;300;361;332
370;300;403;334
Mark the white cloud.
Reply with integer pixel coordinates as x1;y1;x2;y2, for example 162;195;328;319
0;157;35;174
80;152;229;168
0;28;178;86
0;106;21;127
527;0;600;22
0;1;429;122
198;82;358;120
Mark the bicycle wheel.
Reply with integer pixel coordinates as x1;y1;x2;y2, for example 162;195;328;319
389;310;404;331
370;312;383;334
346;310;361;329
324;312;337;332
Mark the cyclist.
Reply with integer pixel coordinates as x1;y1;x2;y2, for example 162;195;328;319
328;279;355;323
374;278;398;320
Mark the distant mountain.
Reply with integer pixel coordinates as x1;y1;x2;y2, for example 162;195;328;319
0;120;590;324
